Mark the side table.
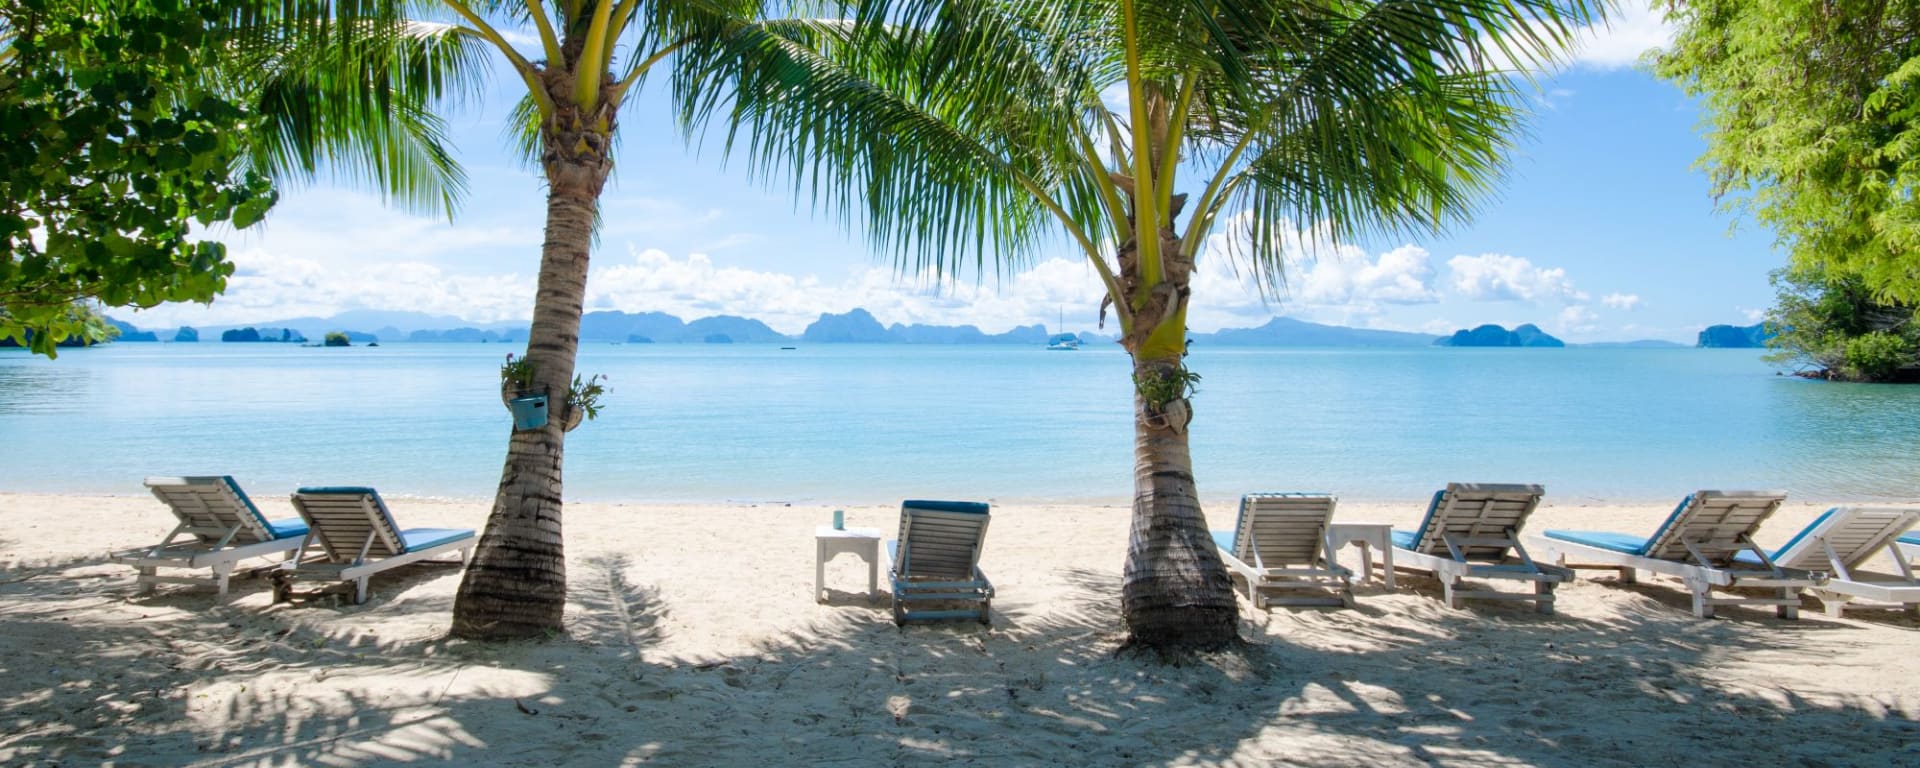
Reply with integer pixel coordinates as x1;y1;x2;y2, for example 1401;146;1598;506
815;526;882;602
1325;522;1395;589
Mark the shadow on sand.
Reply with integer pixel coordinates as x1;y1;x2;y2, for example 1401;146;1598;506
2;557;1916;767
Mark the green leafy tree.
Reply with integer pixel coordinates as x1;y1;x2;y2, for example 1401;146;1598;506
1657;0;1920;306
1765;267;1919;381
0;0;275;356
696;0;1602;649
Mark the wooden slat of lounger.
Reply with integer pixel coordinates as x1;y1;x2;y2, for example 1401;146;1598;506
1415;484;1543;560
1644;492;1785;564
900;509;987;581
1241;495;1335;565
293;494;404;561
1777;507;1920;571
147;478;270;544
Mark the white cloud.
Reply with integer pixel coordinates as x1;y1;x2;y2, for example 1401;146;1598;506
1558;305;1600;333
1446;253;1587;303
1570;3;1676;70
131;246;537;328
1189;213;1441;329
1740;306;1767;323
1602;292;1643;310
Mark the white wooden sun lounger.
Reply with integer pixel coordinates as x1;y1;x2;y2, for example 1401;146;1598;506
1211;493;1353;609
1534;490;1823;619
1390;483;1571;614
282;487;474;604
114;476;311;600
1754;506;1920;617
885;500;994;625
1900;532;1920;561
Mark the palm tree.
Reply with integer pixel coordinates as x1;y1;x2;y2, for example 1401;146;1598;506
342;0;798;640
216;1;822;639
694;0;1603;649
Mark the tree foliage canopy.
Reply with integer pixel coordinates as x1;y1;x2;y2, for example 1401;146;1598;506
0;0;277;355
1656;0;1920;305
1765;267;1918;381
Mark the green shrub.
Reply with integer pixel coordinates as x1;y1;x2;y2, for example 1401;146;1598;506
1841;332;1914;381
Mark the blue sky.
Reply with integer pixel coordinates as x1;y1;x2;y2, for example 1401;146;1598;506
131;5;1778;343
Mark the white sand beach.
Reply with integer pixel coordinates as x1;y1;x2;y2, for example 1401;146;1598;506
1;493;1916;766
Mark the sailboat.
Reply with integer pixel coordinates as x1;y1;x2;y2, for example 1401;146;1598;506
1046;307;1080;350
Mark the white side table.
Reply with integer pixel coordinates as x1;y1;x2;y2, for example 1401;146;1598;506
815;526;882;602
1326;522;1395;589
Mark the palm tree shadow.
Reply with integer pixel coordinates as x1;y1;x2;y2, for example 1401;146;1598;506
4;559;1916;767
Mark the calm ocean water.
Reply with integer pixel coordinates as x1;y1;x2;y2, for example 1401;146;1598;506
2;342;1916;504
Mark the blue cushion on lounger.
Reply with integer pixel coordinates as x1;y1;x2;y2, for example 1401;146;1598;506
1388;489;1451;551
1211;529;1236;553
902;500;989;515
1542;529;1651;554
1900;532;1920;546
264;518;310;539
399;528;472;553
296;486;381;496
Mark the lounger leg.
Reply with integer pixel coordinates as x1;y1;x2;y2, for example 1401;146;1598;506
354;577;369;605
212;561;235;600
1686;579;1713;619
460;546;473;566
136;566;157;595
979;599;991;626
1616;567;1637;584
1535;581;1555;616
1443;577;1463;610
1819;592;1850;618
1777;588;1799;620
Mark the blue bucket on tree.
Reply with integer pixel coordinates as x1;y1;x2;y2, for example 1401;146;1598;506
508;394;549;430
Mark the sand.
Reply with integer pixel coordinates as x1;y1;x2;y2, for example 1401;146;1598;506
1;493;1916;767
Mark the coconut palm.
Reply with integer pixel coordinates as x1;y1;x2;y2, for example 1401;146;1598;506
363;0;805;640
215;0;829;639
689;0;1604;649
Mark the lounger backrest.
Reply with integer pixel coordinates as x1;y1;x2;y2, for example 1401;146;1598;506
895;500;990;581
1233;494;1336;565
145;476;276;544
1770;506;1920;571
291;487;407;561
1640;490;1786;563
1406;483;1544;559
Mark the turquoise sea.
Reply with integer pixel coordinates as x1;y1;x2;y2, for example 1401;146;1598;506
2;343;1917;504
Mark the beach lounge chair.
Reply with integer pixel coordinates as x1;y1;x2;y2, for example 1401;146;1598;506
1749;506;1919;617
886;500;993;625
1533;490;1821;619
1390;483;1570;613
1211;493;1353;609
282;487;474;604
116;476;311;599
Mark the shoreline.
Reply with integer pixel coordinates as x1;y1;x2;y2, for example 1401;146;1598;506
13;488;1920;509
2;493;1916;764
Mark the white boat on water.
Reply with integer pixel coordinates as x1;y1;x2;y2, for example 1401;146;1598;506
1046;308;1079;350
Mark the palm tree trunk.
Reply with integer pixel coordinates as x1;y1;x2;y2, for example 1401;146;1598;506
1120;355;1239;650
451;94;611;638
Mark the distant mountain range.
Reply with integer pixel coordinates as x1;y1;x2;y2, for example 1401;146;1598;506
92;309;1756;349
